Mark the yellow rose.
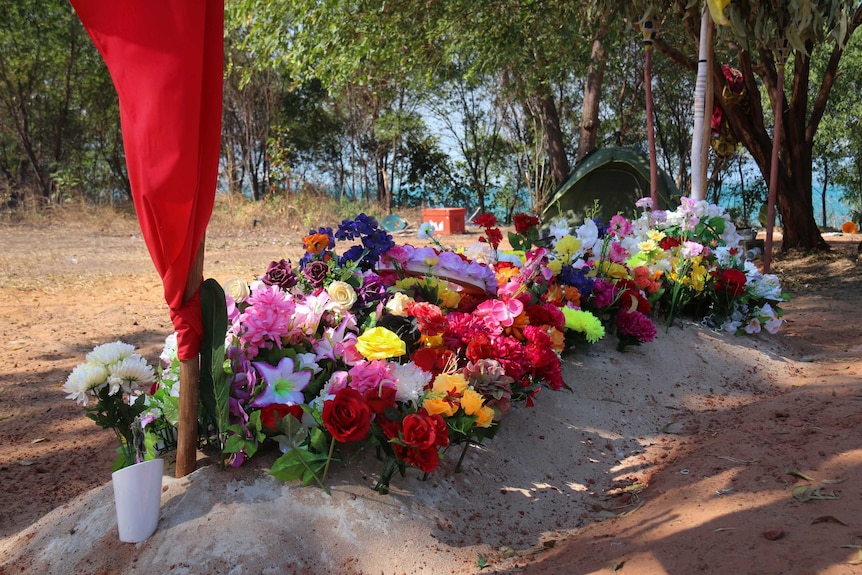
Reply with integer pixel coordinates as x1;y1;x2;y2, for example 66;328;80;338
460;388;485;416
355;327;406;360
433;372;468;395
326;280;357;310
475;406;495;428
422;395;457;418
437;286;462;309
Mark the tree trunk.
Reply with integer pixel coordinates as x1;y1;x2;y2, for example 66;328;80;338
577;22;608;163
711;49;828;252
535;87;569;188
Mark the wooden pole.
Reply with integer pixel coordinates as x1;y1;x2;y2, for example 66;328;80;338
176;238;205;478
643;21;659;207
763;63;784;273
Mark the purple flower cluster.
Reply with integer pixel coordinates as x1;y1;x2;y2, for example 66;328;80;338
335;214;395;270
558;265;595;297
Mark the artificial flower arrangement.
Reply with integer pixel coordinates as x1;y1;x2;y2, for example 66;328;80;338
203;213;598;493
540;196;787;349
63;341;168;470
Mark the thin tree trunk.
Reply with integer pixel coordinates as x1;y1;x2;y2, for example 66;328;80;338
577;21;608;163
535;88;569;188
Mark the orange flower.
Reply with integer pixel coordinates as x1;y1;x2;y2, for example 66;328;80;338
302;233;331;255
842;221;858;234
563;285;581;307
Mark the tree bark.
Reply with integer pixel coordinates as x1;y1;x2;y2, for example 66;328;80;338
535;87;569;188
577;22;608;163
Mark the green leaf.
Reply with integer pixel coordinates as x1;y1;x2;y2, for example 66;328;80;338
200;278;230;450
269;448;329;483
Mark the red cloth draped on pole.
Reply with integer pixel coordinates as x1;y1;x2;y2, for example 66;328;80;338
70;1;224;361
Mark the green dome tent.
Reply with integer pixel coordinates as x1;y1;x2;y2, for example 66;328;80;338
541;147;679;226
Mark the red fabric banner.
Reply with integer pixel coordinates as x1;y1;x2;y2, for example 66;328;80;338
70;1;224;360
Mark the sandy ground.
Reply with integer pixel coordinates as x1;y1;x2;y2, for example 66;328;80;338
0;213;860;575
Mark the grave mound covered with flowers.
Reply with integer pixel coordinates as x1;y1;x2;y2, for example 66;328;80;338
68;199;787;494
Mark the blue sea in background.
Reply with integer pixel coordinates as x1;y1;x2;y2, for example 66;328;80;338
811;184;853;229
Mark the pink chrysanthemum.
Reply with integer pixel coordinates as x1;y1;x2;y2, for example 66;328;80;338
239;286;296;357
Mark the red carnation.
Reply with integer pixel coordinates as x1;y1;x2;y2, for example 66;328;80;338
406;301;449;335
363;385;397;415
513;213;540;234
660;236;681;250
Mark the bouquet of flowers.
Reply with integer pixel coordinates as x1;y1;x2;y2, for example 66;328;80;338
63;341;161;470
209;213;583;493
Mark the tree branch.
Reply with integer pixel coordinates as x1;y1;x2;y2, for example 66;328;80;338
807;4;862;143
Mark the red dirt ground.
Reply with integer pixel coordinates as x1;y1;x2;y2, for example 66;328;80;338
0;214;860;574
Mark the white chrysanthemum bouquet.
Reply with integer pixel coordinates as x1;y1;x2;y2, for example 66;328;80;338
63;341;157;470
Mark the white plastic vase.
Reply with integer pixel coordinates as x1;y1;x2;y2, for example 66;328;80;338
111;458;164;543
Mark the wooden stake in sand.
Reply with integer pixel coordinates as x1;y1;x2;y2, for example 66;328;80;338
176;239;205;478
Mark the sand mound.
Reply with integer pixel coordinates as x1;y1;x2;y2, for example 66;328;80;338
0;320;799;575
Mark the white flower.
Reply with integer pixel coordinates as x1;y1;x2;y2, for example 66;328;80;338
463;241;496;265
385;292;414;316
86;341;135;366
223;277;251;302
390;362;431;406
744;318;762;334
160;333;178;366
63;362;108;405
748;274;783;300
417;222;436;240
575;218;599;252
107;355;155;394
764;318;785;334
326;281;358;310
548;217;570;242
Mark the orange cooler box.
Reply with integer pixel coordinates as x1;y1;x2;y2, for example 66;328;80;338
421;208;466;235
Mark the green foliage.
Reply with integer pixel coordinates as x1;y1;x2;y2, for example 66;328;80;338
200;279;231;452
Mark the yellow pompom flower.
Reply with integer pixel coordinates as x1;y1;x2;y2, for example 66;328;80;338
460;388;485;416
546;259;563;275
475;406;495;428
562;308;605;343
355;327;406;360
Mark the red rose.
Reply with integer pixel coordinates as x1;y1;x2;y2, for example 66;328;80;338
473;213;497;228
363;385;397;415
427;411;449;448
322;388;371;443
513;213;540;234
259;403;304;431
403;446;441;474
401;413;437;450
715;268;747;295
